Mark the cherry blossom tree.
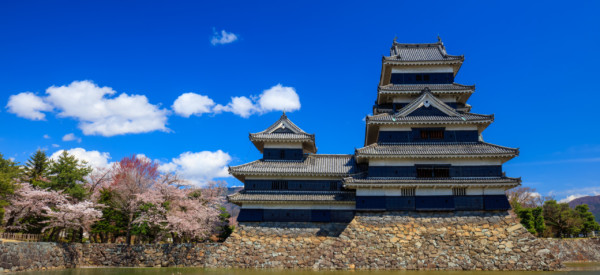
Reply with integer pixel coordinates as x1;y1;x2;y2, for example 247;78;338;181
133;181;226;243
3;182;67;233
42;200;103;242
108;155;164;244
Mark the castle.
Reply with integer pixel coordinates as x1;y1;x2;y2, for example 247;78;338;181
228;38;520;222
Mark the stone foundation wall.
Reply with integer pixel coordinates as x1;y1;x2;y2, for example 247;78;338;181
3;211;594;272
214;211;561;270
0;242;78;272
540;238;600;262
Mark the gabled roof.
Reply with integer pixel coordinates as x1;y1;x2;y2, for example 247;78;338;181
397;88;461;117
355;142;519;161
227;190;356;205
367;88;493;125
228;154;359;181
249;112;317;153
384;38;464;63
376;83;475;106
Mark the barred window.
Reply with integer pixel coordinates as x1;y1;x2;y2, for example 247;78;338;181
453;187;467;196
417;165;449;178
401;188;415;196
272;181;288;190
420;129;444;140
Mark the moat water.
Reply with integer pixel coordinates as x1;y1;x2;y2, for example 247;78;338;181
19;263;600;275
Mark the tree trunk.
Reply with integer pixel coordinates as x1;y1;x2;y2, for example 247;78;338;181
125;213;133;245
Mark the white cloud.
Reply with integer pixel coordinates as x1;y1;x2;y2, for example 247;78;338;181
50;148;111;169
257;84;301;113
6;80;169;137
6;92;53;120
62;133;82;143
172;93;215;117
158;150;232;186
52;144;60;148
210;29;238;46
213;96;258;118
43;134;51;139
211;84;301;118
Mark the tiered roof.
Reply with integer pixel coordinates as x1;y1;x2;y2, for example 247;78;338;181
228;154;359;181
228;190;356;205
365;89;494;145
385;40;464;63
249;112;317;153
376;83;474;107
355;142;519;160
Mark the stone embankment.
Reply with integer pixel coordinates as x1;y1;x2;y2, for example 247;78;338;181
540;238;600;262
215;211;561;270
3;211;599;272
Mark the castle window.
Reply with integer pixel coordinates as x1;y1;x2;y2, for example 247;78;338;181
401;188;415;196
419;129;445;140
424;74;430;81
416;165;450;178
416;75;422;81
272;181;288;190
453;187;467;196
279;150;286;159
433;166;450;178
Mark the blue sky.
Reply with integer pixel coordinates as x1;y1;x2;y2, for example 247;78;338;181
1;1;599;201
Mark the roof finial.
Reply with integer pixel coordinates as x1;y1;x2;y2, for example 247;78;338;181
393;35;397;43
437;35;442;43
281;110;287;118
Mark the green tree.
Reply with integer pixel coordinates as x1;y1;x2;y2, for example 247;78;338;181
46;151;92;201
543;200;582;238
90;189;128;243
575;204;600;237
218;206;234;240
0;153;20;225
517;208;536;234
24;150;51;187
532;207;546;237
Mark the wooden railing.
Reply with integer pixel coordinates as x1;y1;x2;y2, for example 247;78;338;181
0;232;42;242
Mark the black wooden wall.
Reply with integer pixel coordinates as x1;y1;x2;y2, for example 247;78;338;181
367;165;502;177
377;129;479;143
356;195;510;211
244;180;342;191
390;73;454;84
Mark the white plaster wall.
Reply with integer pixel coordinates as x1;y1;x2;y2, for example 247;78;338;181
415;188;453;196
483;188;507;195
264;142;303;149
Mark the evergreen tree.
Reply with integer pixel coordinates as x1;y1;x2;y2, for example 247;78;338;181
0;153;20;224
517;208;536;234
24;150;51;187
575;204;600;237
47;151;92;201
532;207;546;236
543;200;582;238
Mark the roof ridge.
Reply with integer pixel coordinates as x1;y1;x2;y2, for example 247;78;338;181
309;154;353;157
394;88;461;118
